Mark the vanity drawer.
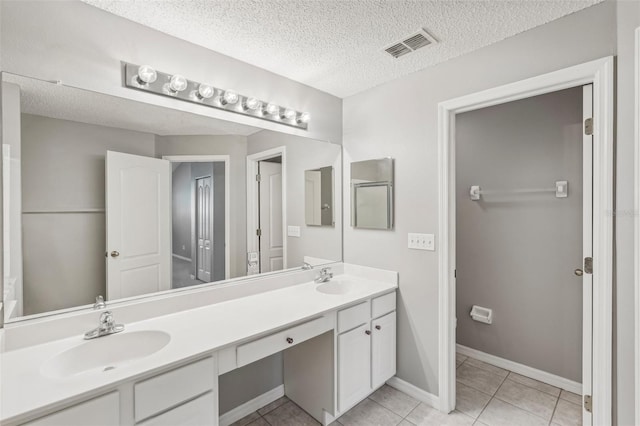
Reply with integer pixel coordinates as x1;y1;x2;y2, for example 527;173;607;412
24;392;119;426
372;292;396;318
237;316;332;367
134;357;214;422
137;392;215;426
337;301;369;333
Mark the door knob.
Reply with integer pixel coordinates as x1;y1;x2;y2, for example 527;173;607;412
574;269;583;276
110;251;120;258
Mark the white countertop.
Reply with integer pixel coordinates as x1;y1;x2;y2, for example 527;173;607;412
0;274;396;424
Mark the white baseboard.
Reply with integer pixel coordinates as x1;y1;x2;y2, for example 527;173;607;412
219;384;284;426
456;344;582;394
172;253;192;262
386;377;439;409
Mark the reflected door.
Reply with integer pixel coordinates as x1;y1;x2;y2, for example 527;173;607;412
196;176;213;282
258;161;283;273
106;151;171;300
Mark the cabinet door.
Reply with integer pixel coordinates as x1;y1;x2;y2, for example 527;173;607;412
338;323;371;412
371;311;396;388
24;392;119;426
137;392;216;426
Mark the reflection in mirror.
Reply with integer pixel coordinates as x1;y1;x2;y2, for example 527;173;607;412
305;166;334;227
350;158;394;230
1;72;342;322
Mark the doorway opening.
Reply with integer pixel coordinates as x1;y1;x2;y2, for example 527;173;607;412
163;155;231;288
246;147;287;275
438;57;613;425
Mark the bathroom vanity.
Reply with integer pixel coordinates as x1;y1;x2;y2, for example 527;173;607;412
0;265;397;426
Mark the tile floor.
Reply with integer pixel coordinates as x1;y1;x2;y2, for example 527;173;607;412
230;353;583;426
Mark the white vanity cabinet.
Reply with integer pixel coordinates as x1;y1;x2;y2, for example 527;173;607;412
19;356;217;426
336;291;396;414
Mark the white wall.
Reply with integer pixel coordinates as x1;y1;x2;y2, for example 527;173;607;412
343;0;616;406
247;130;342;268
0;1;342;145
456;87;584;382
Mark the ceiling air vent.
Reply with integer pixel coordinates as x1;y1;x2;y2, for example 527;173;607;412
384;28;437;59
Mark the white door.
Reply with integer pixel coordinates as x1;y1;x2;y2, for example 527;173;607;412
258;161;283;273
305;170;322;225
338;323;371;413
106;151;171;300
371;312;396;388
196;176;213;283
581;84;593;425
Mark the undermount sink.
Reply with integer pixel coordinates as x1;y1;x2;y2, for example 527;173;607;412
316;280;356;295
41;330;171;379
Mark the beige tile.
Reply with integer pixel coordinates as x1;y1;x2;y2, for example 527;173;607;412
398;421;413;426
507;372;561;397
457;363;505;395
247;418;270;426
456;353;468;364
551;399;582;426
257;396;290;416
463;358;509;379
455;381;492;419
405;404;474;426
369;385;420;417
477;399;548;426
262;401;320;426
559;390;582;406
495;379;558;420
338;399;402;426
229;411;261;426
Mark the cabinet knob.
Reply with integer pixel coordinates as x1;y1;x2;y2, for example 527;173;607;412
286;337;294;344
375;325;382;330
365;330;371;335
110;251;120;258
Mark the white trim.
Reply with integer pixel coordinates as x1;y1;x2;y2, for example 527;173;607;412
456;344;582;395
163;155;231;280
438;57;614;425
246;147;288;273
386;376;439;409
171;253;191;262
634;26;640;426
218;384;284;426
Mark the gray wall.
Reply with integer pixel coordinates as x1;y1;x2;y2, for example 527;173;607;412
247;130;342;267
343;0;616;406
212;162;226;281
20;114;156;315
155;135;247;279
455;87;583;382
0;0;342;145
172;163;192;259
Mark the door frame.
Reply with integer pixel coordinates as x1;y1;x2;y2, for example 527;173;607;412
635;26;640;426
163;155;231;280
437;57;614;425
246;146;287;273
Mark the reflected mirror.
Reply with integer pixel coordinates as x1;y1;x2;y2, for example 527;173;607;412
304;166;334;227
2;72;342;322
350;158;394;230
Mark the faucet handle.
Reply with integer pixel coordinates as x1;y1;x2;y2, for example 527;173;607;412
93;295;106;309
99;311;114;326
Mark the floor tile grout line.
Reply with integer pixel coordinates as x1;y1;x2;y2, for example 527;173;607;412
548;393;562;426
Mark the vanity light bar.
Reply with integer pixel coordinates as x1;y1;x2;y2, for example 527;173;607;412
122;63;310;130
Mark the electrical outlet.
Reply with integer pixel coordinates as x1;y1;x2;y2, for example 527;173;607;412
408;233;435;251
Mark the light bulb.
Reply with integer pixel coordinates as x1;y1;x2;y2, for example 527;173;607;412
297;112;311;124
264;103;279;115
222;90;239;105
136;65;157;85
244;97;262;111
282;108;296;120
197;84;215;100
168;74;188;93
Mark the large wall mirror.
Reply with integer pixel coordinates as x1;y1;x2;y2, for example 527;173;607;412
2;72;342;323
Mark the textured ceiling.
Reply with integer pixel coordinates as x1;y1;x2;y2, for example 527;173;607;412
3;74;261;136
83;0;602;98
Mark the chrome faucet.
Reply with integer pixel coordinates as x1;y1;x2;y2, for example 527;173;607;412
302;262;313;270
84;311;125;340
314;267;333;283
93;295;106;309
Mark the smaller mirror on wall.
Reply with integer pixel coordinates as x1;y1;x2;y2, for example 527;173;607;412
350;158;394;230
305;166;334;227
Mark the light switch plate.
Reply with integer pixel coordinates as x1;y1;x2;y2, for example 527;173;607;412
408;233;435;251
287;226;301;237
